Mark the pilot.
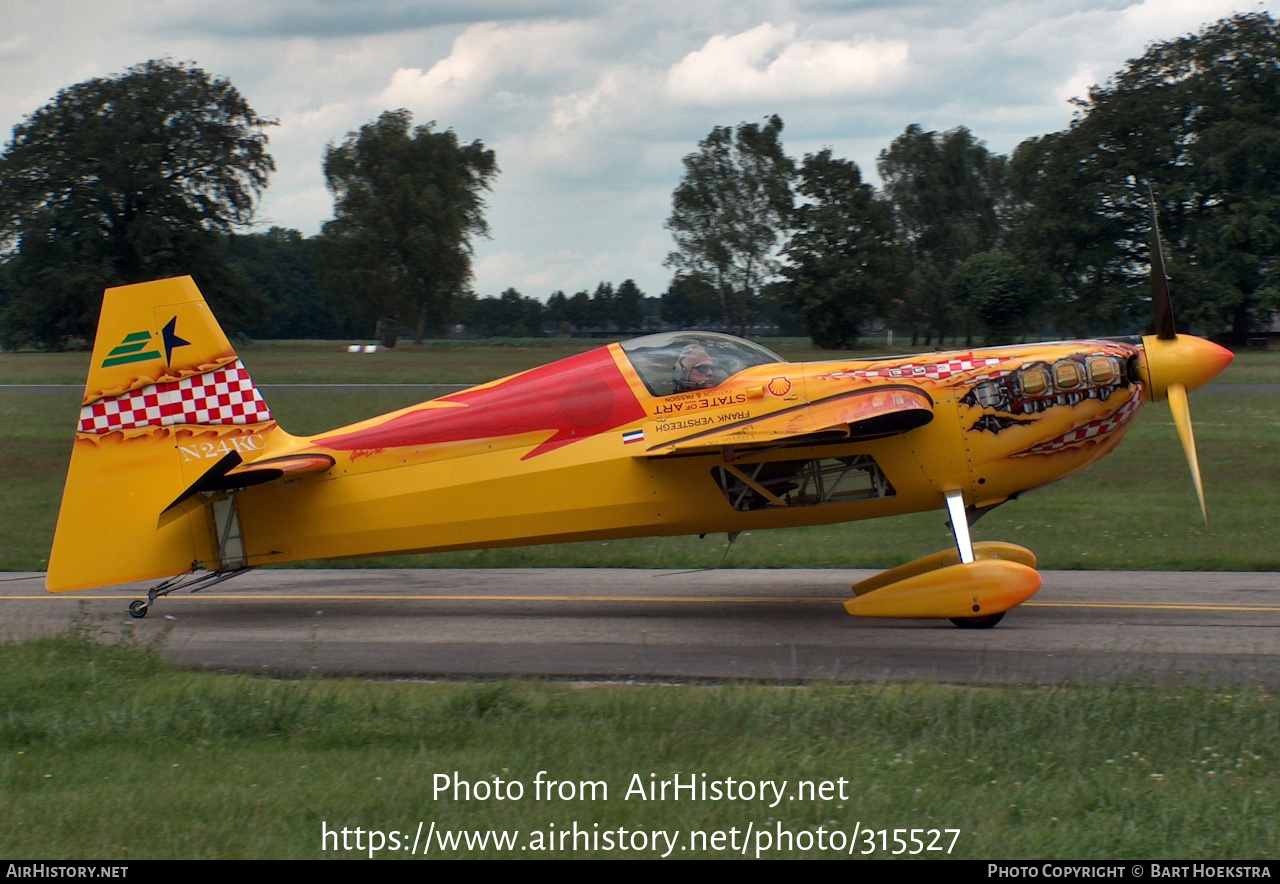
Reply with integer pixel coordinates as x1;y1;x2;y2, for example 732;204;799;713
673;343;716;393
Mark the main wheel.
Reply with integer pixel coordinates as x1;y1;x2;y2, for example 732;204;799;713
128;600;148;619
949;612;1005;629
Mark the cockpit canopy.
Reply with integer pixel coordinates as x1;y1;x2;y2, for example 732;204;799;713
620;332;785;398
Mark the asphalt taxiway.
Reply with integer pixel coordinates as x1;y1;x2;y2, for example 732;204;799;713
3;568;1278;685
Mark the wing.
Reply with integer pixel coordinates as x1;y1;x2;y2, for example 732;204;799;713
643;386;934;455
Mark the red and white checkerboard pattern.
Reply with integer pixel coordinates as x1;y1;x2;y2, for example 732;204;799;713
830;357;1004;382
172;362;270;425
1018;391;1142;455
78;387;169;433
78;360;272;434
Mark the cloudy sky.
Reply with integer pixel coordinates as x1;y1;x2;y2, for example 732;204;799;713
1;0;1274;299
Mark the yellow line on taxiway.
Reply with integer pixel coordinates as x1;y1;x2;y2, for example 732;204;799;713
1025;601;1280;613
10;594;834;603
4;595;1280;612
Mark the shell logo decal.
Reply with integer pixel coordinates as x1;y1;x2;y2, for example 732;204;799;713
766;376;793;397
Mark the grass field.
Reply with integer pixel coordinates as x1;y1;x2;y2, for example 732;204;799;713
2;635;1277;859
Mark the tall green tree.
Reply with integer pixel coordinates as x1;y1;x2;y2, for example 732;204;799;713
781;150;905;349
590;281;616;329
664;115;795;331
565;290;593;329
453;287;544;337
318;110;498;344
614;279;644;330
1005;134;1133;336
878;125;1007;345
545;290;571;332
1009;12;1280;341
0;59;275;346
222;228;357;339
659;274;721;327
946;252;1050;344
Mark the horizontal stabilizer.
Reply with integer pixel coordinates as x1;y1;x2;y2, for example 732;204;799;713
160;452;335;526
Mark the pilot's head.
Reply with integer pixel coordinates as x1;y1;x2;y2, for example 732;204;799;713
673;344;715;393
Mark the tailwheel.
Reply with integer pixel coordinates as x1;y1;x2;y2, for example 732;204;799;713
949;612;1005;630
122;567;254;619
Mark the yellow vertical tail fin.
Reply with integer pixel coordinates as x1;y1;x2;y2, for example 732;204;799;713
47;276;280;592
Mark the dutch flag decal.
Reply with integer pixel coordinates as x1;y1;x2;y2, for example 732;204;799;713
622;429;645;444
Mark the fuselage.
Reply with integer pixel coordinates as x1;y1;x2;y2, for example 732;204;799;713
222;334;1153;569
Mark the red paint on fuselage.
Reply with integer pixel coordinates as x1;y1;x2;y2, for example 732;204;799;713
317;346;647;459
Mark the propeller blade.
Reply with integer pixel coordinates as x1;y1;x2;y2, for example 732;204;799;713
1166;382;1208;527
1147;186;1177;340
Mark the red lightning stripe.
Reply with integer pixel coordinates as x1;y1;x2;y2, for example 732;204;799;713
316;347;646;460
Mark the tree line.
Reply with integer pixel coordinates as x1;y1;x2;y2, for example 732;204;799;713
221;227;666;341
1;12;1277;349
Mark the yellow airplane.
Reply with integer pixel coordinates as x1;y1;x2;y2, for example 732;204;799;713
46;233;1232;627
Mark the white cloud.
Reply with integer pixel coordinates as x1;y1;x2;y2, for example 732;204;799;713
274;101;361;150
665;22;910;105
1009;3;1250;86
474;230;669;297
257;185;332;233
0;33;29;58
3;0;1279;298
1118;0;1252;42
376;18;670;185
1053;67;1098;109
475;249;616;295
377;20;594;115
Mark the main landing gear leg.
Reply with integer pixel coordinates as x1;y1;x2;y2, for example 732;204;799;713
945;491;1001;629
127;568;252;619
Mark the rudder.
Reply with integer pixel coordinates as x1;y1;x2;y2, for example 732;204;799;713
47;276;279;592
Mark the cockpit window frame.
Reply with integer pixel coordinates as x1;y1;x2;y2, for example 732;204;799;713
619;332;786;398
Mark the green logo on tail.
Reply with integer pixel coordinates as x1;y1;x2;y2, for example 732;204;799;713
101;331;161;368
100;318;189;368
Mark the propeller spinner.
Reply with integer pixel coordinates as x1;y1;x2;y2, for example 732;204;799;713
1135;188;1234;525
